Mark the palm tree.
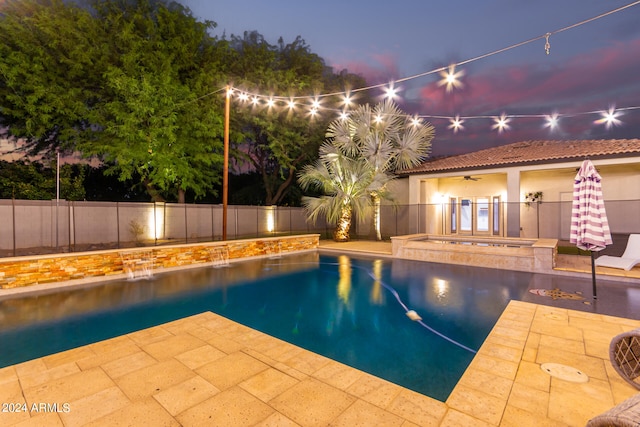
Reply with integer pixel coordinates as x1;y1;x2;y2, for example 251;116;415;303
298;142;387;241
325;100;434;240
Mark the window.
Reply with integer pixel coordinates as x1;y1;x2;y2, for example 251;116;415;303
476;198;489;232
450;198;457;233
493;196;501;235
460;199;472;232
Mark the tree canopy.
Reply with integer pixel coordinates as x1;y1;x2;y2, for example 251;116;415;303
0;0;230;202
0;159;86;200
0;0;372;205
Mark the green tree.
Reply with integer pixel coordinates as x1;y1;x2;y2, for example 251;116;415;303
0;0;230;202
0;0;99;154
0;159;86;200
78;0;229;202
227;32;368;205
325;100;434;240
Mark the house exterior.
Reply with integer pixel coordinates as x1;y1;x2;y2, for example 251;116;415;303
399;139;640;240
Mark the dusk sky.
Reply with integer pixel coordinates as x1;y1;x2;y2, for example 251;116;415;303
183;0;640;157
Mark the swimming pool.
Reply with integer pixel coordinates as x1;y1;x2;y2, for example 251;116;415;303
0;252;533;401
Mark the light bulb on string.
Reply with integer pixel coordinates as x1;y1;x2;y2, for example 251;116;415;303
266;98;276;109
544;113;559;130
383;83;399;101
448;116;464;133
438;65;465;93
310;97;322;111
595;106;621;129
341;93;353;108
492;114;510;133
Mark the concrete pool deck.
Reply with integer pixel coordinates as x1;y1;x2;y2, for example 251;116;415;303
2;242;640;426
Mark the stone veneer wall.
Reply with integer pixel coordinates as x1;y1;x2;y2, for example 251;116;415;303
0;234;319;289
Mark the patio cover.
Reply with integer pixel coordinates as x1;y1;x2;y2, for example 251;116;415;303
570;159;612;298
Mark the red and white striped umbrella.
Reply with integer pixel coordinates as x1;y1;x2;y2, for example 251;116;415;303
570;159;612;251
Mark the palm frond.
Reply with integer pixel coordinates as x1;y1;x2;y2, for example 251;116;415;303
393;122;434;170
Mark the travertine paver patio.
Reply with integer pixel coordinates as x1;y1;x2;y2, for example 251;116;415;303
1;300;639;427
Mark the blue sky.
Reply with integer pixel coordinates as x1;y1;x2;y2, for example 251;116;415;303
185;0;640;156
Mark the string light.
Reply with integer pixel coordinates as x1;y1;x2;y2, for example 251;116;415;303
197;0;639;107
214;1;640;135
226;86;639;135
266;98;276;109
492;114;511;133
449;116;464;133
595;107;621;129
545;113;559;130
383;83;399;100
438;65;464;92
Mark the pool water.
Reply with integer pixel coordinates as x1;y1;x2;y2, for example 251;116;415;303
0;252;533;401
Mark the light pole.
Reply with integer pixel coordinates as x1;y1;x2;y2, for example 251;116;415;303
56;148;60;250
222;86;231;240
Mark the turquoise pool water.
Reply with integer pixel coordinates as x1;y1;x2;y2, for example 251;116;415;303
0;252;533;401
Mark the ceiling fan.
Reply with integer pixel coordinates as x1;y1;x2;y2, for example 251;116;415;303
462;175;481;181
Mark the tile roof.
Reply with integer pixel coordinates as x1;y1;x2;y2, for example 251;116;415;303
402;139;640;175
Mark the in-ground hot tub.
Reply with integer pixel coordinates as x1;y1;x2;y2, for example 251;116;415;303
391;234;558;273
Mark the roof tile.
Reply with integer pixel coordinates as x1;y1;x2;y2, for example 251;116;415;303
403;139;640;174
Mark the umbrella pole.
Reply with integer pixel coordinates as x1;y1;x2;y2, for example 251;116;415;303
590;251;597;299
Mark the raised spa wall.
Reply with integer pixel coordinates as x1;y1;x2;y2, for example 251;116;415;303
391;234;558;274
0;234;320;289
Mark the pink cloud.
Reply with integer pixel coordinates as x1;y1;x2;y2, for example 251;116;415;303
419;38;640;116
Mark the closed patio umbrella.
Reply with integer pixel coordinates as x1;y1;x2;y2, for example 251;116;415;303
570;159;612;299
